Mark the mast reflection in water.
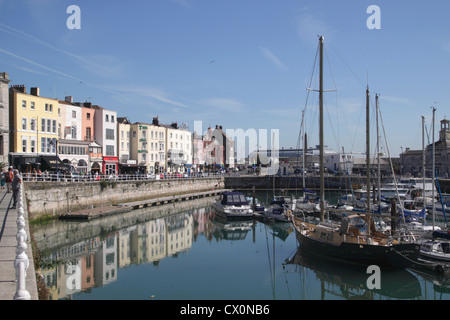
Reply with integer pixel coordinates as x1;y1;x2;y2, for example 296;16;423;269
32;196;450;300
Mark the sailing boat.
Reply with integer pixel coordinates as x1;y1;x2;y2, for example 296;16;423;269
289;36;420;269
399;114;441;238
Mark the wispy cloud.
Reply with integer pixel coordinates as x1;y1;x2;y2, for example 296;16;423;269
259;47;288;71
442;40;450;53
77;54;128;79
0;47;83;82
114;86;191;109
201;98;245;113
0;22;127;80
19;66;47;76
296;13;336;44
167;0;191;7
379;95;413;105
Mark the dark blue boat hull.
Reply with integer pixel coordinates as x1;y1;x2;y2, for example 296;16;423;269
296;232;420;269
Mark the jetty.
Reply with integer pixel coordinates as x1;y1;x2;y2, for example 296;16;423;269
59;189;229;220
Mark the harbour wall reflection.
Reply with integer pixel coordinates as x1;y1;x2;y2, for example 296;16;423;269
35;198;215;300
33;194;450;300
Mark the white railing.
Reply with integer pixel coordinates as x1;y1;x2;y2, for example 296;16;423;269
22;172;225;183
14;183;31;300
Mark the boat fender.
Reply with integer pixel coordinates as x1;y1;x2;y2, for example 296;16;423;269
434;264;445;274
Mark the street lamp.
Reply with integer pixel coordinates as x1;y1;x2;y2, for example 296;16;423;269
49;138;58;180
32;116;39;170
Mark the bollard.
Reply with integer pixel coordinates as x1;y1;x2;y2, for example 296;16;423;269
13;184;31;300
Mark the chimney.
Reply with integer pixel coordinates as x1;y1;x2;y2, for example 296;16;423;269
171;122;178;129
153;116;159;126
65;96;73;103
0;72;10;83
30;87;39;96
11;84;26;93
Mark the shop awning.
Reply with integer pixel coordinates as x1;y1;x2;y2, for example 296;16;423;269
40;155;68;170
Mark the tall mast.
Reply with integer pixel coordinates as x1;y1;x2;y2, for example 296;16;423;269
376;94;381;214
319;36;325;222
366;86;371;216
432;107;436;230
422;115;426;215
302;110;306;191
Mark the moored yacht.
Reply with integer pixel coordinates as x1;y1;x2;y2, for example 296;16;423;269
211;191;253;220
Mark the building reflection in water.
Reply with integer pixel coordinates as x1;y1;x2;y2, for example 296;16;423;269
38;207;203;300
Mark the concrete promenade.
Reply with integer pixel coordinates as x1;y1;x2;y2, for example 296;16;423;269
0;190;38;300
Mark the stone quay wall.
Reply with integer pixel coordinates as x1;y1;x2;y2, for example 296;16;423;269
24;177;224;220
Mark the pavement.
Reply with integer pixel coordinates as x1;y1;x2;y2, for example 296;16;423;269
0;189;38;300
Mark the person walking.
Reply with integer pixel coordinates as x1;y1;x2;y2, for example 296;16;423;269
6;166;13;193
0;168;5;189
11;169;22;209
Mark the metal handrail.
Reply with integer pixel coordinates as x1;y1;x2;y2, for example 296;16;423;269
21;172;225;183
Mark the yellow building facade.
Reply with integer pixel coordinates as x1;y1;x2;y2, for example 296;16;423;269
9;85;59;170
130;122;166;174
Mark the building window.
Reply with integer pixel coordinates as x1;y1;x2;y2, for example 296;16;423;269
41;137;46;153
52;120;57;133
71;126;77;139
105;114;109;122
86;127;91;141
22;100;26;109
41;119;45;132
87;113;91;120
111;115;114;123
30;118;36;131
72;110;76;118
22;118;27;130
22;137;27;152
106;129;114;140
105;145;114;156
30;139;36;153
31;102;35;110
46;138;52;153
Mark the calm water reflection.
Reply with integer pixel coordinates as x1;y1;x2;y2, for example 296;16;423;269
32;196;450;300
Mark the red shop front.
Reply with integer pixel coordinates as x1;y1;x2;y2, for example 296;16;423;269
102;156;119;175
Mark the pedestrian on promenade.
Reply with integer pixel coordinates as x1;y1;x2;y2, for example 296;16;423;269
11;169;22;209
6;166;13;193
0;168;5;189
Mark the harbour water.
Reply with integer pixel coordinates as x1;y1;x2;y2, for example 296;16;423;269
31;191;450;300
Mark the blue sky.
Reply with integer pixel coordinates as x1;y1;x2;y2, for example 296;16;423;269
1;0;449;157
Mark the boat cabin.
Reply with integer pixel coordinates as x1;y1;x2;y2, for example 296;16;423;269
219;192;249;207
